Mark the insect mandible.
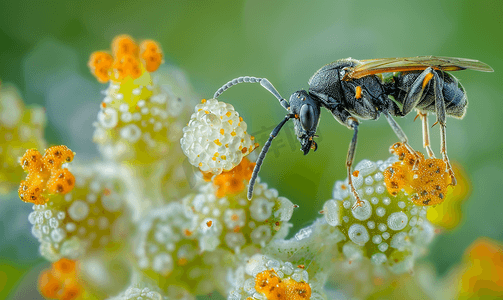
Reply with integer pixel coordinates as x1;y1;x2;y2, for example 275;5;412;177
213;56;493;206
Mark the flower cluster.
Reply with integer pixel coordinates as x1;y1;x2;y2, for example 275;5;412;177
228;253;325;300
88;34;163;83
182;158;295;252
325;156;435;273
5;35;489;300
28;164;129;262
90;35;193;164
0;83;46;194
38;258;83;300
384;142;451;206
450;237;503;299
180;98;258;174
19;146;75;204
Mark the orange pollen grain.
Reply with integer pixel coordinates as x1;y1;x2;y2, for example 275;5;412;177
112;34;139;58
231;214;239;221
212;157;255;197
111;54;142;81
183;229;193;236
206;220;213;227
140;40;163;72
88;51;114;83
352;170;359;177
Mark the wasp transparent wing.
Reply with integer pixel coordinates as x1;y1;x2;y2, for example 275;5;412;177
346;56;494;79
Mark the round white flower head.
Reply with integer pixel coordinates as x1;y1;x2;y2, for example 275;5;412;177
106;275;195;300
324;158;434;271
183;177;295;252
29;164;130;262
227;253;326;300
180;98;257;175
134;202;228;295
322;157;436;298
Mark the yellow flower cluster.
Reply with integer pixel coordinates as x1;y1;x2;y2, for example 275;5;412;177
38;258;83;300
18;146;75;204
384;142;451;206
88;35;163;83
0;83;46;194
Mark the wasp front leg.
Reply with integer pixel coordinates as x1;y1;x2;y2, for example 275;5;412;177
327;102;363;208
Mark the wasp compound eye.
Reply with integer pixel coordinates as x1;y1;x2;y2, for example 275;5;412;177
300;104;315;131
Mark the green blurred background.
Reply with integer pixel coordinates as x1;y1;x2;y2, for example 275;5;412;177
1;0;502;298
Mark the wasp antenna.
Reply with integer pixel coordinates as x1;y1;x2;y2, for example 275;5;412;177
259;78;290;110
248;114;294;200
213;76;262;98
214;76;290;111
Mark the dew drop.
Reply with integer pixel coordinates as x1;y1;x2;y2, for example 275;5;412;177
348;224;370;246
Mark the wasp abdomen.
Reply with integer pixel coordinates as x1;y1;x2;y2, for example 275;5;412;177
390;71;467;119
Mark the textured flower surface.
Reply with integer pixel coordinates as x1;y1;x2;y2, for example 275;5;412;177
228;253;325;300
29;164;130;262
321;153;437;298
182;159;295;252
180;98;258;174
91;35;195;164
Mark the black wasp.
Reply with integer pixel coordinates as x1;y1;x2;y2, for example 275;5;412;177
213;56;493;205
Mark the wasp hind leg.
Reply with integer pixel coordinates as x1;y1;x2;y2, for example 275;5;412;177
431;72;457;186
417;110;436;158
383;111;418;166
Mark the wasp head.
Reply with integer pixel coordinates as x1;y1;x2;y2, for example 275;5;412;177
289;90;321;155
